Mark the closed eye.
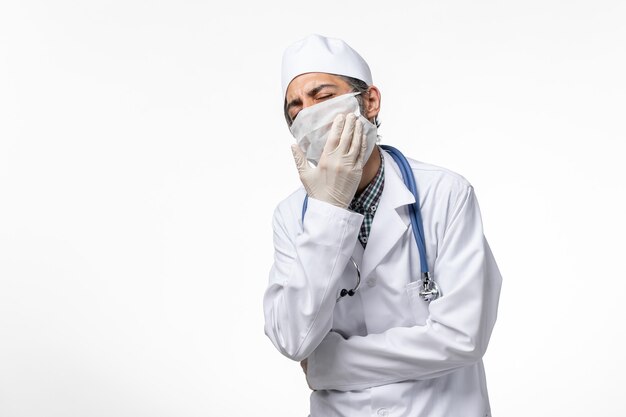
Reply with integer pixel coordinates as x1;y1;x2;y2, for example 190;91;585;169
287;84;340;121
316;94;333;101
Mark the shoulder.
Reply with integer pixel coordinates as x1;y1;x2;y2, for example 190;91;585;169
274;186;306;215
380;148;475;230
407;157;471;191
408;158;474;220
271;186;306;231
382;148;472;197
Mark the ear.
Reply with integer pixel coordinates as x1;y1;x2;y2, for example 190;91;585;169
364;85;381;122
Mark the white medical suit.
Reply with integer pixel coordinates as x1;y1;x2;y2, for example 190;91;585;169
263;148;503;417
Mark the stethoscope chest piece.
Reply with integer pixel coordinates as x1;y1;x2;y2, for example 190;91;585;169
419;273;441;303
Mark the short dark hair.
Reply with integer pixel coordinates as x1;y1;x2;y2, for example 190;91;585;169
283;75;380;128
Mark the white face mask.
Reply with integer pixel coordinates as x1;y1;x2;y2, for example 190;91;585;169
289;92;379;165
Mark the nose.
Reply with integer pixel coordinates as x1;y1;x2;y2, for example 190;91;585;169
300;96;316;110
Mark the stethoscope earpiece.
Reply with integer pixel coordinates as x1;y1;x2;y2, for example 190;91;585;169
337;258;361;301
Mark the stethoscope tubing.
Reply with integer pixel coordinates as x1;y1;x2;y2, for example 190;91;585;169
379;145;430;276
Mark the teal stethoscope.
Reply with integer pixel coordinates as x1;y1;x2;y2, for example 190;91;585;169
301;144;441;303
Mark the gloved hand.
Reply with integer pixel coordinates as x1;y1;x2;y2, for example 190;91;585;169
291;113;367;209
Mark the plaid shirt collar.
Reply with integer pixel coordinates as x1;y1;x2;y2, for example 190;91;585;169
349;147;385;217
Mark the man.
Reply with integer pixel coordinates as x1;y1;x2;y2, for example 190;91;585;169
263;34;502;417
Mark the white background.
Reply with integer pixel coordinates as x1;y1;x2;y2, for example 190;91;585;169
1;1;625;416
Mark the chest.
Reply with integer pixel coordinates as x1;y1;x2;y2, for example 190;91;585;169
331;227;433;336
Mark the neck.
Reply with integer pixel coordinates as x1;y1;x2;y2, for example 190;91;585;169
357;146;381;193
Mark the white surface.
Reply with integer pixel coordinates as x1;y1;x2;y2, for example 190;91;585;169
1;1;624;416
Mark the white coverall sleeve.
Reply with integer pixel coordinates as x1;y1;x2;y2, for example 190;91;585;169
306;186;502;391
263;197;363;361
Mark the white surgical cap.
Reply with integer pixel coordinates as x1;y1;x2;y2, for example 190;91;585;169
281;34;373;98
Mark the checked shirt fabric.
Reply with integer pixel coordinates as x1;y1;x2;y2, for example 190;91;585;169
348;147;384;248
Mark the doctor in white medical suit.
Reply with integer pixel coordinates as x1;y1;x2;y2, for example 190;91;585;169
263;34;503;417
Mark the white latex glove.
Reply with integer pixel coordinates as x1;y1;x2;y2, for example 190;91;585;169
291;113;367;209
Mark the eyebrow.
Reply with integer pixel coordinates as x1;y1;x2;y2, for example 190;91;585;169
286;84;338;115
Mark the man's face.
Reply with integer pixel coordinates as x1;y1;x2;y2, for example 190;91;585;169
285;72;354;123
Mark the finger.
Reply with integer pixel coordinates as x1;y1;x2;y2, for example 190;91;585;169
337;113;357;154
356;133;368;168
291;144;310;174
348;119;364;163
323;114;346;154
